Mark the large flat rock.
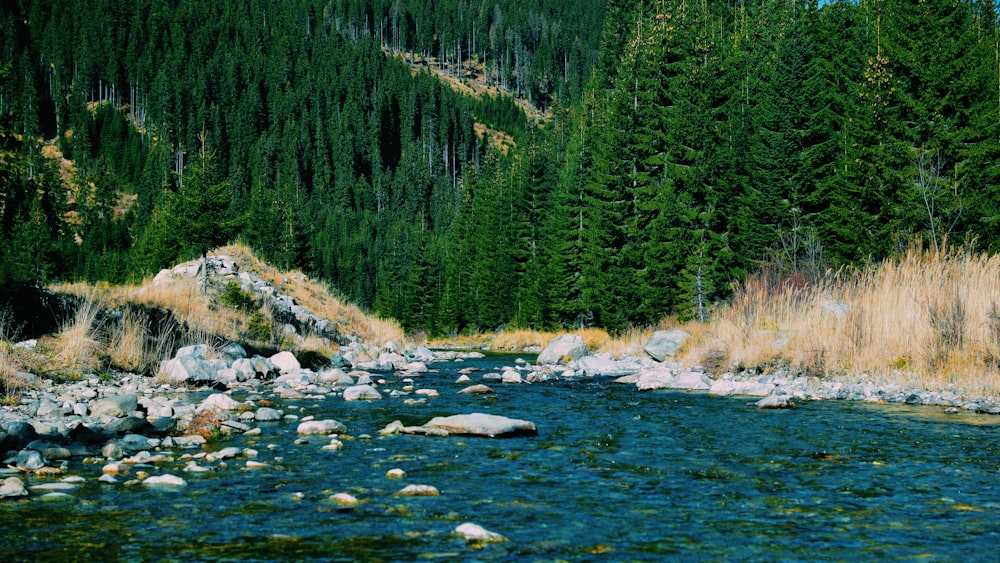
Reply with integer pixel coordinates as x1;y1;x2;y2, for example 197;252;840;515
418;413;538;437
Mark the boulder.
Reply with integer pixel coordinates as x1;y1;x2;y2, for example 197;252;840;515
0;422;38;451
270;351;301;374
342;384;382;401
176;344;209;358
143;474;187;487
0;477;28;499
458;384;495;395
91;394;139;418
636;369;712;391
756;395;796;409
218;342;248;364
709;380;776;397
643;329;692;361
254;407;282;422
537;334;588;365
395;484;440;497
198;393;242;412
15;449;46;471
420;413;537;437
575;354;629;376
297;419;347;436
159;355;219;384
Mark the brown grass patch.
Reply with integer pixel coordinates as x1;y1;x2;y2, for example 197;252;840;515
683;247;1000;396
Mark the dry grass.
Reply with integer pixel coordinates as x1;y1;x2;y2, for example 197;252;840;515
684;247;1000;396
46;243;405;374
43;294;102;378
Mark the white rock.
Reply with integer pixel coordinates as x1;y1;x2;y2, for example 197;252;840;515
709;380;777;397
329;492;360;506
270;351;301;374
343;384;382;401
455;522;507;544
143;474;187;487
536;334;588;365
395;484;440;496
198;393;242;411
386;468;406;479
0;477;28;498
296;419;347;435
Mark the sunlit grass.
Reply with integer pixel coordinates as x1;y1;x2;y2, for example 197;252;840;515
685;246;1000;397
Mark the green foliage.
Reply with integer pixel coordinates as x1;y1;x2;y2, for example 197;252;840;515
220;282;256;312
4;0;1000;336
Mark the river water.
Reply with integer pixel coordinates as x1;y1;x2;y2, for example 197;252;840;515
2;353;1000;561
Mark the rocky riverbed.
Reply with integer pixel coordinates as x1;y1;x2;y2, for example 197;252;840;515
4;326;999;504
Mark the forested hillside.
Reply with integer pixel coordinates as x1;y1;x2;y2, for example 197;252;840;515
1;0;999;336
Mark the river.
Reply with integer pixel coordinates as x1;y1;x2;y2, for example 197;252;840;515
2;353;999;561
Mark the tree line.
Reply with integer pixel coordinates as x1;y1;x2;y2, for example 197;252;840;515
1;0;999;336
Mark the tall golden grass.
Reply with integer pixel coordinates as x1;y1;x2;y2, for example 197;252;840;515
45;243;405;377
686;247;1000;396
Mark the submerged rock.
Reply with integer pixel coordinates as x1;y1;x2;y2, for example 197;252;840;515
143;474;187;487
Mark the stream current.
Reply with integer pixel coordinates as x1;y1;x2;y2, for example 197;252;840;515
2;353;1000;561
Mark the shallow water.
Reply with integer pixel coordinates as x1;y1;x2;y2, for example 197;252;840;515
3;354;1000;561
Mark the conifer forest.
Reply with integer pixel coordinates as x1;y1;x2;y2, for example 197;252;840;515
1;0;999;335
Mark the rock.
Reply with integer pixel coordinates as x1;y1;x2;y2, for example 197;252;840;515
575;354;628;376
399;361;429;374
420;413;538;438
537;334;588;365
455;523;507;544
458;384;495;395
91;394;139;418
395;484;440;496
0;422;38;451
0;477;28;499
159;355;219;384
342;384;382;402
205;446;241;462
455;374;472;383
254;407;282;422
379;421;405;435
270;351;301;374
296;419;347;436
636;369;713;391
220;420;251;433
198;393;242;411
329;492;361;506
501;370;523;384
104;416;153;436
102;443;124;460
709;380;776;397
756;395;796;409
176;344;209;358
218;342;248;364
143;474;187;487
386;468;406;479
643;329;692;361
316;368;353;388
15;450;46;471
